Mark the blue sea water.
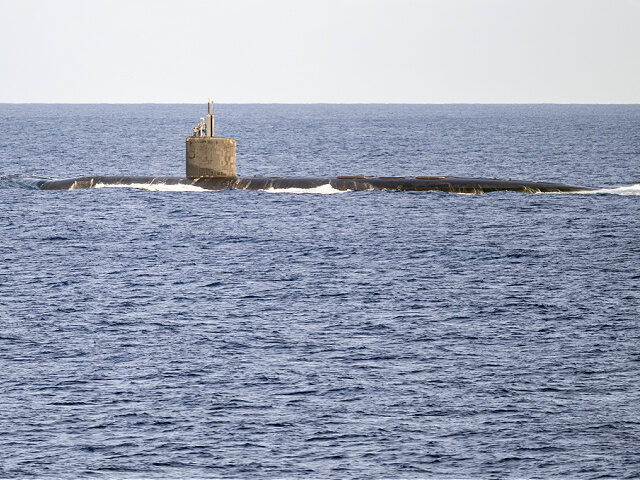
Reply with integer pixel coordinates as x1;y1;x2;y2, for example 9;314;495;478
1;104;639;479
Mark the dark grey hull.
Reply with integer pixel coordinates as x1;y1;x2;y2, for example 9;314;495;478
34;175;592;193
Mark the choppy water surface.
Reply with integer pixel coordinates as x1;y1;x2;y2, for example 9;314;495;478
1;104;639;479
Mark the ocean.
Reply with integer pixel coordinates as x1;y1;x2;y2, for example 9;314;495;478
1;104;639;479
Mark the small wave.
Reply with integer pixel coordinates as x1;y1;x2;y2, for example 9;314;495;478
546;183;640;195
576;184;640;196
261;184;348;194
93;183;207;192
0;174;47;190
538;184;640;196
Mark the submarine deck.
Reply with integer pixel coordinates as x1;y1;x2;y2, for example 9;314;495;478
35;175;591;194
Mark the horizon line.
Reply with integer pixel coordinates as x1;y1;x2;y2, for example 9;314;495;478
1;102;639;106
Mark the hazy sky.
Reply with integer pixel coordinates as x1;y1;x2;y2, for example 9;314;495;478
1;0;638;103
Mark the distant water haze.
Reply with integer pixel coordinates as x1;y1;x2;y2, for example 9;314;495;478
0;0;639;103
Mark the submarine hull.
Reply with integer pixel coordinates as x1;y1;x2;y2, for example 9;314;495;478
34;175;591;193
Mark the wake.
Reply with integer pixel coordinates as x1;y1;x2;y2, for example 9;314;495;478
69;182;640;195
93;182;208;192
260;184;348;195
93;182;348;194
568;184;640;196
92;182;349;194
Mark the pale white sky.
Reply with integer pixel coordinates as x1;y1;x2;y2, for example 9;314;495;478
1;0;638;103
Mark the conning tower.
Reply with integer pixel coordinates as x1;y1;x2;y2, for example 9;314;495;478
186;100;236;178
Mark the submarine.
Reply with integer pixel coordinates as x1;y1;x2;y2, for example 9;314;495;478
36;101;591;194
